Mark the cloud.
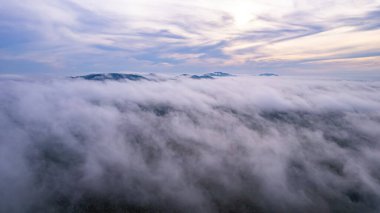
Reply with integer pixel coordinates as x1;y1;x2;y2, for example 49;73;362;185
0;0;380;73
0;76;380;212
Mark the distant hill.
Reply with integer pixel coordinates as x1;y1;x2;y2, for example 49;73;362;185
71;73;148;81
71;72;235;81
208;72;234;77
258;73;279;77
190;72;234;79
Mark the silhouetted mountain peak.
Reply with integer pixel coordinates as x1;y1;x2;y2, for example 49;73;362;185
258;73;279;77
72;73;148;81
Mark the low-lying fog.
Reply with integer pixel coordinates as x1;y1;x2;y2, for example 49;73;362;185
1;76;380;213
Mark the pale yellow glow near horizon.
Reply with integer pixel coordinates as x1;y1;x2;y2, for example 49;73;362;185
224;27;380;64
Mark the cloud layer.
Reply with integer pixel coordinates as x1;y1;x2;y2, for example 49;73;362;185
1;77;380;212
0;0;380;74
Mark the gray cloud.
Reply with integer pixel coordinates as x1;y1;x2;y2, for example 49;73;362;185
1;0;380;74
0;77;380;212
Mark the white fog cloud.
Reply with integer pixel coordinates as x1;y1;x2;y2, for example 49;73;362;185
0;76;380;212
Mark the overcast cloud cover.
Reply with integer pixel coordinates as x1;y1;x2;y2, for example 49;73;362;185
0;0;380;75
1;76;380;212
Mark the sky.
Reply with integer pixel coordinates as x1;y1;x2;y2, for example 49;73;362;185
0;0;380;75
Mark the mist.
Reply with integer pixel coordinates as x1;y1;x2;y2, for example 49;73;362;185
1;76;380;213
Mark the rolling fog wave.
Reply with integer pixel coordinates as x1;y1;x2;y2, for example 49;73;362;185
1;77;380;213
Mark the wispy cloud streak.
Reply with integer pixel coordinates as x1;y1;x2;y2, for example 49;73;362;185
0;0;379;74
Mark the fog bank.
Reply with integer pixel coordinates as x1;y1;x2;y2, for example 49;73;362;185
1;77;380;213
